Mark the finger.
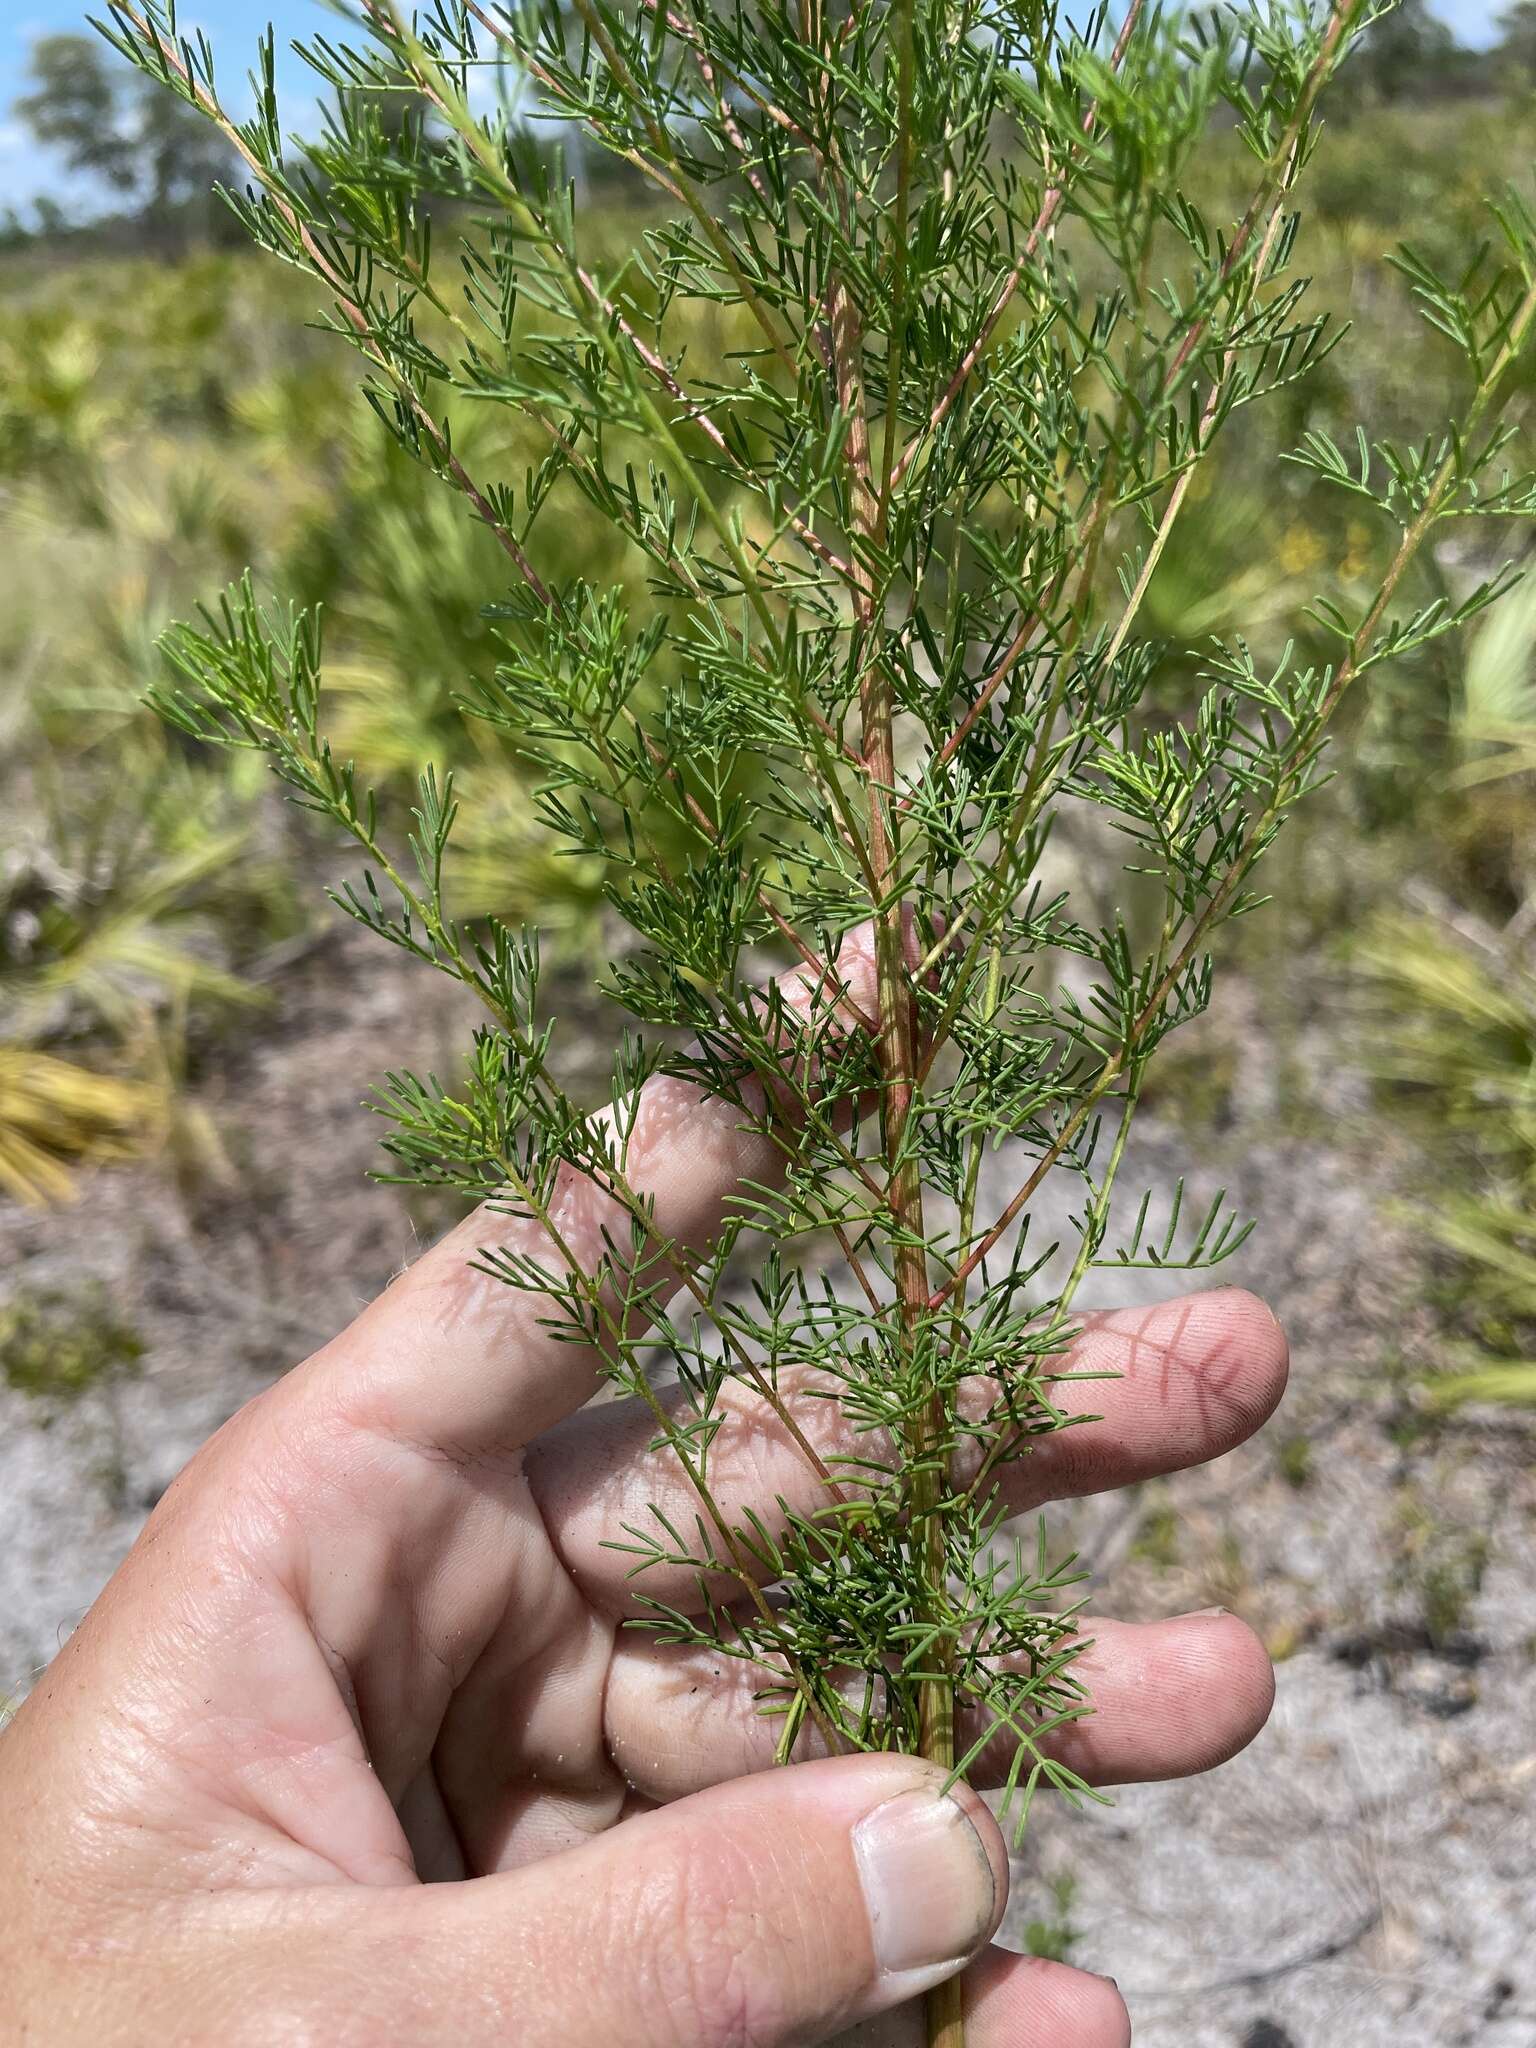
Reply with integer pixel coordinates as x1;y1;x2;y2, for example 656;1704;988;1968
834;1948;1130;2048
310;925;884;1454
603;1610;1274;1803
245;1754;1009;2048
963;1949;1129;2048
530;1285;1288;1612
1007;1285;1289;1508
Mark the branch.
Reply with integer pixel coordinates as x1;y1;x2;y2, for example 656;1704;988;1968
916;0;1359;795
888;0;1145;493
111;5;562;619
934;252;1536;1311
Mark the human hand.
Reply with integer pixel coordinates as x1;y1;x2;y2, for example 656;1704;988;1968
0;937;1284;2047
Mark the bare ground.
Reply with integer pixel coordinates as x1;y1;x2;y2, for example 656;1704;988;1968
2;930;1532;2046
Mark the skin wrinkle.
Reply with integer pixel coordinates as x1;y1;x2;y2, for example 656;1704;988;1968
311;1623;367;1741
303;928;890;1476
6;1277;1286;1900
154;1607;417;1889
439;1573;621;1871
1026;1292;1288;1503
630;1818;832;2048
593;1565;639;1798
254;1336;623;1876
116;1409;493;1875
395;1762;470;1883
955;1952;1132;2048
528;1355;859;1620
74;1647;368;1897
271;1393;533;1685
957;1610;1276;1788
0;1259;1271;2048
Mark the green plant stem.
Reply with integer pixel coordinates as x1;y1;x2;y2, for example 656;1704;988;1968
835;167;960;2048
938;258;1536;1312
911;0;1359;804
104;10;1536;2032
565;0;806;383
889;0;1146;491
112;5;561;614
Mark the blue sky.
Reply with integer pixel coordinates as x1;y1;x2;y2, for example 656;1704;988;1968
0;2;342;209
0;0;1513;211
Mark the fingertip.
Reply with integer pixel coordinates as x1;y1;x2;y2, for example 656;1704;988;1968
976;1609;1276;1789
440;1750;1014;2046
1068;1283;1291;1464
1093;1605;1275;1780
848;1759;1009;2001
1207;1284;1290;1412
1178;1607;1276;1765
967;1949;1131;2048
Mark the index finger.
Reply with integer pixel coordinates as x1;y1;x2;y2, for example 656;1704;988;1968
304;926;885;1454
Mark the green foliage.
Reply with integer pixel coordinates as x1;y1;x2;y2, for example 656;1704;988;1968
1391;1481;1490;1645
0;239;648;1200
1357;907;1536;1409
86;2;1536;1980
3;97;1534;1164
0;289;296;1201
1020;1871;1082;1963
1276;1432;1315;1488
0;1285;145;1403
1351;566;1536;1415
1129;1491;1183;1570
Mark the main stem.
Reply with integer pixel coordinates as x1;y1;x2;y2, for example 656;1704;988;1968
826;7;959;1993
842;317;962;2048
865;684;962;2048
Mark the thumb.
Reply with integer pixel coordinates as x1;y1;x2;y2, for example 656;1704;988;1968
439;1753;1007;2046
282;1754;1008;2047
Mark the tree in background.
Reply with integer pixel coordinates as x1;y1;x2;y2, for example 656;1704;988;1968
1495;0;1536;73
1351;0;1481;99
14;33;233;239
14;34;139;197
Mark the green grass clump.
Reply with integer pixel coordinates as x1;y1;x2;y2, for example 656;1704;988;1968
0;1287;145;1403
